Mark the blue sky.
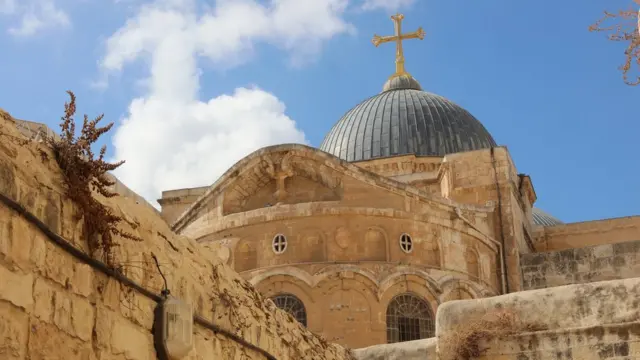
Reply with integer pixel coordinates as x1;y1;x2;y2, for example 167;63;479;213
0;0;638;223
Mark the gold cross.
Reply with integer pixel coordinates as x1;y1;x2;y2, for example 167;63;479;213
372;13;426;77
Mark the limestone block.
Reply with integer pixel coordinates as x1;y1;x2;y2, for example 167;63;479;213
119;290;155;330
629;340;640;357
71;296;95;341
353;339;436;360
99;277;122;310
0;214;33;271
94;307;115;350
43;242;74;287
0;301;28;360
0;158;18;200
39;191;61;236
30;232;47;272
71;263;94;297
94;351;127;360
191;332;216;360
0;265;34;310
110;316;151;360
27;320;93;360
33;277;55;322
53;291;74;336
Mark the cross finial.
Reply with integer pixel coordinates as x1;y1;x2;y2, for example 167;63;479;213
372;13;426;78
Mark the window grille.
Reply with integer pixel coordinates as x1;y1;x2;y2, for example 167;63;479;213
271;293;307;327
399;233;413;253
386;293;434;343
272;234;287;254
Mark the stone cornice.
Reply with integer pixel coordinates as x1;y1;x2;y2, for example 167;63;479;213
190;203;497;253
538;215;640;235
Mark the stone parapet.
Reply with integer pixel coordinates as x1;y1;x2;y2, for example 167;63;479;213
436;277;640;360
352;338;436;360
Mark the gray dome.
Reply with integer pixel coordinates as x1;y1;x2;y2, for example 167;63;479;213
319;75;497;162
532;207;564;227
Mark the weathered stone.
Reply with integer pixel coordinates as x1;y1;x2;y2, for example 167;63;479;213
43;242;74;287
0;301;28;360
94;307;114;350
520;240;640;290
70;263;93;298
53;291;74;336
110;316;150;360
0;214;33;271
30;232;47;271
0;158;18;200
0;265;33;310
32;277;55;322
71;296;94;341
28;320;93;360
119;290;154;330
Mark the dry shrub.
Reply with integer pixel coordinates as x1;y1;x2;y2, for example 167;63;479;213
589;1;640;85
438;309;547;360
47;91;141;267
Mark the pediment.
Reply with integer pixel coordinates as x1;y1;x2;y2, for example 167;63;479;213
171;144;494;233
222;151;343;215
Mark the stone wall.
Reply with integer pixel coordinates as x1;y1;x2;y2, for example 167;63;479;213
534;216;640;252
435;277;640;360
443;148;536;292
521;240;640;290
0;111;352;359
473;324;640;360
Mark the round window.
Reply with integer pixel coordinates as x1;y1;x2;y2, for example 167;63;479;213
399;233;413;253
272;234;287;254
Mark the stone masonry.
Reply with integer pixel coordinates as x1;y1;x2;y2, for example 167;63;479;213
521;239;640;290
0;109;353;360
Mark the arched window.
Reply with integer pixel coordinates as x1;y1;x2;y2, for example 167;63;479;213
386;293;434;343
270;293;307;327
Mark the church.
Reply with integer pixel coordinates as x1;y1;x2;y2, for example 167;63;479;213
154;14;640;350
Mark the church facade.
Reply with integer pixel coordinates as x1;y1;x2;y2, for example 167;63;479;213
157;14;640;349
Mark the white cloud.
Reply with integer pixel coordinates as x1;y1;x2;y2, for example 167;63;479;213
102;0;355;204
361;0;414;12
0;0;17;14
5;0;70;36
112;88;306;201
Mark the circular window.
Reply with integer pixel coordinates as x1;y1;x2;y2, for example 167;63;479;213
272;234;287;254
399;233;413;253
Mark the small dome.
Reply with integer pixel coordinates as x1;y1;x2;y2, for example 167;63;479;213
383;74;422;92
532;207;564;227
319;78;497;162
